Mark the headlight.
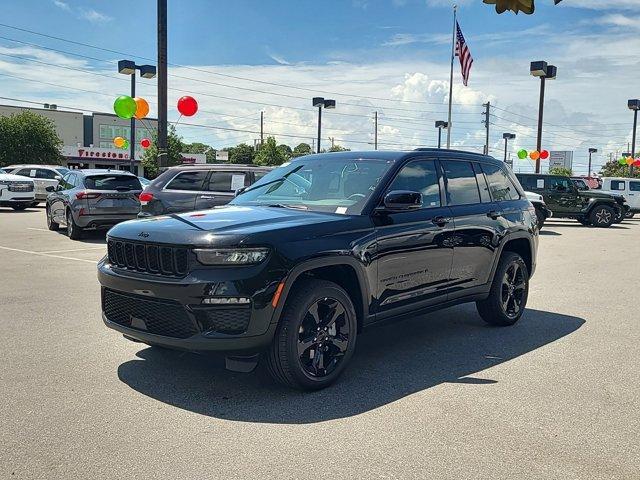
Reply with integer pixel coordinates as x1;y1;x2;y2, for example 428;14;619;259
0;180;11;185
194;248;269;265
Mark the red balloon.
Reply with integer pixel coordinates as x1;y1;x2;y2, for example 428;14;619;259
177;96;198;116
540;150;549;160
140;138;151;149
634;159;640;167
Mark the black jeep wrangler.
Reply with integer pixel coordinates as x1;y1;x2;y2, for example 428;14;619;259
516;173;624;228
99;150;538;390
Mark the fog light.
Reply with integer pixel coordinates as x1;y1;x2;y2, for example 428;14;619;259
202;297;250;305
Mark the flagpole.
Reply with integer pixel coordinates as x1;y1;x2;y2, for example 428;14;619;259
446;4;457;150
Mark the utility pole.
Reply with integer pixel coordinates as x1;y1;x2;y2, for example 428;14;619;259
260;111;264;148
311;138;315;153
157;0;168;169
374;111;378;150
329;137;335;149
129;73;136;173
482;102;490;155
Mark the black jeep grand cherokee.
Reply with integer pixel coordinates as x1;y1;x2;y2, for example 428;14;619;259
99;150;538;390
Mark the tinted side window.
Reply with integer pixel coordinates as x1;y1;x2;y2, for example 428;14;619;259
630;181;640;192
548;177;570;190
483;164;520;201
15;168;35;178
518;175;544;191
37;168;59;180
387;159;441;208
472;163;492;203
62;174;76;190
165;171;208;191
254;171;268;183
610;180;625;191
441;161;481;205
205;172;247;192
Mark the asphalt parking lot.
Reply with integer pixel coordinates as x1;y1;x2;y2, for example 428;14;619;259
1;207;638;479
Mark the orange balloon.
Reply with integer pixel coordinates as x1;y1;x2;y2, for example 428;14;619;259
113;136;125;148
134;97;149;119
529;150;540;161
626;157;634;166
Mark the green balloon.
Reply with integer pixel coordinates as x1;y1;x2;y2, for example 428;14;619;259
113;95;136;119
619;157;627;165
122;139;130;149
517;149;528;160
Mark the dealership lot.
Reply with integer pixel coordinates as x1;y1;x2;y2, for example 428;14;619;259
1;208;639;479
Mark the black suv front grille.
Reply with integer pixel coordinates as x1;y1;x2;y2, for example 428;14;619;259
103;289;198;339
107;239;189;276
195;307;251;335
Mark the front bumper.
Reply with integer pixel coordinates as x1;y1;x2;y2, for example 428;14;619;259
98;258;284;354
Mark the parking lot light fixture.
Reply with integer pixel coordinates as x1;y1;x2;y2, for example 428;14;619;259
628;99;640;175
312;97;336;153
435;121;448;149
503;133;516;166
531;61;557;174
118;60;157;173
588;148;598;178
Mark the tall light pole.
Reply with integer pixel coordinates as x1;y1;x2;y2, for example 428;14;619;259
118;60;156;174
588;148;597;178
157;0;168;170
312;97;335;153
435;121;448;149
503;133;516;167
530;61;557;174
628;99;639;176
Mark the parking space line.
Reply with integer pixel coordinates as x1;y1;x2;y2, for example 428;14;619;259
27;227;52;232
0;245;98;264
39;247;105;254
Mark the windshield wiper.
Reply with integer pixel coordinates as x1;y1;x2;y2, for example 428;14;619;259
265;203;308;210
240;165;305;195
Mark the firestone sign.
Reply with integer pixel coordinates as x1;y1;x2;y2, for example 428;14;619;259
62;146;130;161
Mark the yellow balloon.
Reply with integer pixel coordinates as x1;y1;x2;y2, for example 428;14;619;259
134;97;150;119
113;136;125;148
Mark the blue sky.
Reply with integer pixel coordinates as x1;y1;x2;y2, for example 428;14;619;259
1;0;639;173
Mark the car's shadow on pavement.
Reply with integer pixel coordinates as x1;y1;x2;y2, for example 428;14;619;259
117;304;584;424
539;230;562;236
53;229;107;245
545;222;629;230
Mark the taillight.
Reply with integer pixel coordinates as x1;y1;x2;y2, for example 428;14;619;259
76;191;101;200
139;192;153;204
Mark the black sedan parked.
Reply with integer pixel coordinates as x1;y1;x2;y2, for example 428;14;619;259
46;169;142;239
138;164;271;217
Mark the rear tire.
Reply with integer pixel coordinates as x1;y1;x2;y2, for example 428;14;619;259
66;210;83;240
266;279;357;390
589;205;615;228
477;252;529;327
625;212;635;219
11;204;28;211
46;205;59;231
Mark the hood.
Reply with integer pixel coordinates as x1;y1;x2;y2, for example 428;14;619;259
107;205;353;246
524;191;543;202
0;173;34;183
580;190;618;200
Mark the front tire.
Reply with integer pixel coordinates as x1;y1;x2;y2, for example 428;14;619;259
11;204;28;211
66;210;83;239
477;252;529;327
46;205;59;231
266;279;357;390
534;205;546;230
589;205;615;228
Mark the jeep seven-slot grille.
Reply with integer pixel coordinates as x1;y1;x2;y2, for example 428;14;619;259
107;239;189;276
103;289;198;338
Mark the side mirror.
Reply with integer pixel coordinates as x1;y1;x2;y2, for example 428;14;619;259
381;190;422;211
55;175;62;181
56;184;64;192
45;186;55;193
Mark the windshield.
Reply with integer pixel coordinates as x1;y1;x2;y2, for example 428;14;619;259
55;167;70;176
84;175;142;191
231;156;393;214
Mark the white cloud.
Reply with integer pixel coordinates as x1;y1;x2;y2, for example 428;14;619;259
79;8;112;23
426;0;474;7
563;0;640;10
598;13;639;28
52;0;70;11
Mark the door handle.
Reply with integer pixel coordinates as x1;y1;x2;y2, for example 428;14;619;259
432;216;452;226
199;195;216;199
487;210;503;219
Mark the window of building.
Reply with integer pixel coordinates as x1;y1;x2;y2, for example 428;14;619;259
441;160;481;206
387;159;441;208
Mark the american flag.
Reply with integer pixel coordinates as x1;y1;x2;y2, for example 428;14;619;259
455;21;473;86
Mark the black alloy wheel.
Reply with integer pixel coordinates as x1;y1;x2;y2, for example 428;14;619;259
297;297;350;378
500;261;527;320
266;279;357;390
589;205;615;228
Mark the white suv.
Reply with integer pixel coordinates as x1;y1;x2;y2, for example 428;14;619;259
0;172;36;210
600;177;640;218
7;164;70;204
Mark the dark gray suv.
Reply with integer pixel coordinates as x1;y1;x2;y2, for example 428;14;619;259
46;169;142;239
138;164;271;217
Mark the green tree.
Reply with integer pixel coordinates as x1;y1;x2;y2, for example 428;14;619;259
229;143;255;164
277;144;293;161
292;143;312;158
183;142;215;163
141;125;185;178
254;137;286;166
548;166;572;177
0;111;63;167
328;144;350;152
599;159;640;179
